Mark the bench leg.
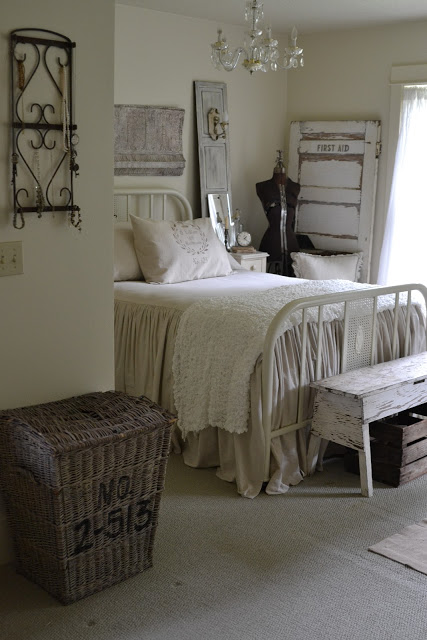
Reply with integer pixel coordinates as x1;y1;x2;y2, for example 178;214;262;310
358;422;373;497
307;433;322;475
307;434;330;475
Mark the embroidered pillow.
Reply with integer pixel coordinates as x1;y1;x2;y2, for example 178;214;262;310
130;215;232;284
114;222;144;281
291;251;363;281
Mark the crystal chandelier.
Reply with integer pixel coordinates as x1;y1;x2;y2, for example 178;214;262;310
211;1;303;74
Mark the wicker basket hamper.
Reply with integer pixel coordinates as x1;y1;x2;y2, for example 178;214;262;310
0;391;174;604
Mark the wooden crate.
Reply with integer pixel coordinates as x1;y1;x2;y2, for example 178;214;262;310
344;404;427;487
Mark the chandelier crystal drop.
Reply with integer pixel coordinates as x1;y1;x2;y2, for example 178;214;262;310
211;0;303;74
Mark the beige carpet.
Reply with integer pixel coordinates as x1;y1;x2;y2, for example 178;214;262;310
2;455;427;640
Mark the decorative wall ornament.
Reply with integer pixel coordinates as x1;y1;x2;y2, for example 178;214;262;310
207;108;228;140
10;28;81;230
114;105;185;176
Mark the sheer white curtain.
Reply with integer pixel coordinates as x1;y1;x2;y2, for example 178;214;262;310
378;85;427;285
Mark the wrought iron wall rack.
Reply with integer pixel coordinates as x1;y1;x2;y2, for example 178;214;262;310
10;28;81;229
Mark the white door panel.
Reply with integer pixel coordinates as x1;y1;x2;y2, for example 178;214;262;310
289;120;381;282
298;204;359;238
299;120;367;135
299;186;361;204
300;158;362;189
299;140;366;155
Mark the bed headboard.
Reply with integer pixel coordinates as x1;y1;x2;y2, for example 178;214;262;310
113;187;193;222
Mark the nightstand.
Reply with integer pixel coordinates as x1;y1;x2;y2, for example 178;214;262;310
231;251;269;273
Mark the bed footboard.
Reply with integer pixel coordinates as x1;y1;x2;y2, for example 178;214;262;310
261;283;427;481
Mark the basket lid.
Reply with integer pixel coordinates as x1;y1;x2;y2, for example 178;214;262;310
0;391;175;453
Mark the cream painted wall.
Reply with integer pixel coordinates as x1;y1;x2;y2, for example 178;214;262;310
115;5;288;247
286;20;427;282
0;0;115;562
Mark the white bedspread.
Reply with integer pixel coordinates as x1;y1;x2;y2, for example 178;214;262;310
114;270;297;308
172;279;403;437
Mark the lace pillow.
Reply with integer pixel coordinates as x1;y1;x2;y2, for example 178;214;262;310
130;215;232;284
114;222;143;281
291;251;363;281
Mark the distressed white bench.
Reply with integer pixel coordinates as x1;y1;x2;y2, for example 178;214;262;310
308;352;427;496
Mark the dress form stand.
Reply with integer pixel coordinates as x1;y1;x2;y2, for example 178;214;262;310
256;151;300;276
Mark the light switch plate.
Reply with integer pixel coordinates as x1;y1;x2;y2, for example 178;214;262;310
0;241;23;277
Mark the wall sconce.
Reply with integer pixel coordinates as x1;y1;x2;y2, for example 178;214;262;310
208;107;229;141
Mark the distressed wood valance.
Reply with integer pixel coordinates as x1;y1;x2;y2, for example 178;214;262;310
114;105;185;176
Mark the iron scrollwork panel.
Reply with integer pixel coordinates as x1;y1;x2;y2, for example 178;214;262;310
10;28;81;229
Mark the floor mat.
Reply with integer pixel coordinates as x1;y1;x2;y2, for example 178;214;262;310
370;518;427;574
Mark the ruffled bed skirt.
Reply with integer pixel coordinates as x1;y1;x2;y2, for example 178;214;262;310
114;299;426;498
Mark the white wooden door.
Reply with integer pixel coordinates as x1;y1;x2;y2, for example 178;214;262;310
288;120;381;282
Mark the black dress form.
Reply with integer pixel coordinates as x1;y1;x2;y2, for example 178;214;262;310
256;175;301;275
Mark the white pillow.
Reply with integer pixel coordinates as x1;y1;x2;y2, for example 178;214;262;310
291;251;363;281
114;222;143;281
130;215;232;284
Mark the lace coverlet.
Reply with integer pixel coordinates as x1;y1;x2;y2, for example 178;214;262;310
172;279;420;437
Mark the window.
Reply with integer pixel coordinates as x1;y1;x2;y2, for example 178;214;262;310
378;79;427;286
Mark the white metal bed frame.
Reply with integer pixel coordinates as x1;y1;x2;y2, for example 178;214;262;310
262;283;427;480
113;187;427;486
114;187;193;223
